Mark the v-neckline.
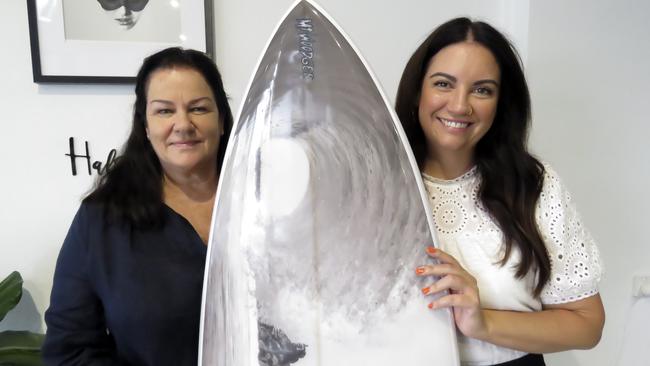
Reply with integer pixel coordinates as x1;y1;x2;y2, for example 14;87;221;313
164;204;209;251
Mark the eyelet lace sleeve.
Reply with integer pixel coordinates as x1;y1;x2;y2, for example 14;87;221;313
537;164;603;304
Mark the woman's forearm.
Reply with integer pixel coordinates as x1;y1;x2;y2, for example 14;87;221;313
476;294;605;353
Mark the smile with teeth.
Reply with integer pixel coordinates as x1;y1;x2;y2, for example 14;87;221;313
438;117;470;129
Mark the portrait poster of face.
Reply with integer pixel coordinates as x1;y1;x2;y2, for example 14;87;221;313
62;0;181;43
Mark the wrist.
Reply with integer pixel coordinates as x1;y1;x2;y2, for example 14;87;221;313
474;309;493;342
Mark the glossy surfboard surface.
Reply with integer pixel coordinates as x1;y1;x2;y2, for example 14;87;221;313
199;1;459;365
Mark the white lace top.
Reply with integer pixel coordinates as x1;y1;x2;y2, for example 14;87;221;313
421;163;602;366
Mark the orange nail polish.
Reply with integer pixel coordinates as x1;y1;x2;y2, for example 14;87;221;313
421;287;430;295
428;302;434;309
415;267;425;275
426;246;436;254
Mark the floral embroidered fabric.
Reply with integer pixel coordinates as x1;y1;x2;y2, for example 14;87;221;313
421;163;602;365
422;163;602;306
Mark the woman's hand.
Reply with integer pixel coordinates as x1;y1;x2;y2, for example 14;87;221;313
416;246;489;339
416;246;604;352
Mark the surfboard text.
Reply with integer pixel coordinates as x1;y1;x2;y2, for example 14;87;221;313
296;18;315;81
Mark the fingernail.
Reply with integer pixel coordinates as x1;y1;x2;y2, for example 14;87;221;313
421;287;430;295
428;302;434;309
426;246;436;254
415;267;426;275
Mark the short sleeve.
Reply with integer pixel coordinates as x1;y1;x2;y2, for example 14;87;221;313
537;164;603;304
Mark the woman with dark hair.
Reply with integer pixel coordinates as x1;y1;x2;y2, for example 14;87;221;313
42;47;233;365
396;18;604;365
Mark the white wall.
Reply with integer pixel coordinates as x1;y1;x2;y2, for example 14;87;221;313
1;1;647;365
0;0;134;333
526;1;650;365
213;0;528;112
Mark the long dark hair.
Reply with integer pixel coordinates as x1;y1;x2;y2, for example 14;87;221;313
85;47;234;228
395;18;550;296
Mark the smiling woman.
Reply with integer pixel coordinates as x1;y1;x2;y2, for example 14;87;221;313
145;68;224;183
396;18;604;366
41;47;234;366
417;41;500;176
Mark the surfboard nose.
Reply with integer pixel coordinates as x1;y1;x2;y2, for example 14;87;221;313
240;0;388;130
199;1;459;365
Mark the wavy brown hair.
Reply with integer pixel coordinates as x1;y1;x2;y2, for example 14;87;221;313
396;18;550;296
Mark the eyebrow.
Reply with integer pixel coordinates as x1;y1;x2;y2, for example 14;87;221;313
428;72;457;82
148;96;214;105
473;79;500;87
428;72;499;87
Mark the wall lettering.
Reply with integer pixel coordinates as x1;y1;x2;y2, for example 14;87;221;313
65;137;118;176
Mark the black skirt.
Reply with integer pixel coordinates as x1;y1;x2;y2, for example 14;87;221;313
493;353;545;366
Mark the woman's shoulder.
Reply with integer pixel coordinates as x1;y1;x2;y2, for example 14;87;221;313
62;202;106;248
539;160;560;180
55;202;111;278
67;200;130;244
73;200;107;226
535;161;580;225
537;161;571;199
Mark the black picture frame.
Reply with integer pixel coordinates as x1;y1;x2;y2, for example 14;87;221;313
26;0;215;84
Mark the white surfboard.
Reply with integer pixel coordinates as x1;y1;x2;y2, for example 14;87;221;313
199;1;460;365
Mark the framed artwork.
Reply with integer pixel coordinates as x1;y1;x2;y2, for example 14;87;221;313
26;0;214;83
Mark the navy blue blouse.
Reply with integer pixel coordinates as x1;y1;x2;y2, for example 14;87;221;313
43;203;207;366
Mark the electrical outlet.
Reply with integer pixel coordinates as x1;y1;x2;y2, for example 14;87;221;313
632;276;650;297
